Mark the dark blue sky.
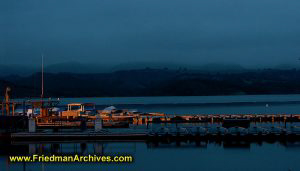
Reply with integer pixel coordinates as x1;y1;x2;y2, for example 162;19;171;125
1;0;300;67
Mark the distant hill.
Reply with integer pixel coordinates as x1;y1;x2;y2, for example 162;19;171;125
110;61;192;71
196;63;247;73
0;64;37;77
274;63;300;70
0;78;38;99
1;61;250;77
0;62;111;77
111;62;248;73
1;68;300;98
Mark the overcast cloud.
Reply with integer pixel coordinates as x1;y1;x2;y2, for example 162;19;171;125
1;0;300;67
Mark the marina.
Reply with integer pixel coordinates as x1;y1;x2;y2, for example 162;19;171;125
2;94;300;171
1;87;300;144
1;83;300;171
6;125;300;142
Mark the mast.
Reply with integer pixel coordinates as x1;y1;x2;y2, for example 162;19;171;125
40;54;45;117
41;54;44;99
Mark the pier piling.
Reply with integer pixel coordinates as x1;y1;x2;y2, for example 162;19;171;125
95;116;103;132
28;117;36;133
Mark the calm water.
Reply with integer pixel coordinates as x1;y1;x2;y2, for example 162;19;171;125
4;95;300;171
60;95;300;114
61;95;300;105
0;141;299;171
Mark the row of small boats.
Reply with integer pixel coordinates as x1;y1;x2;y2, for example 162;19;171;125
149;126;300;136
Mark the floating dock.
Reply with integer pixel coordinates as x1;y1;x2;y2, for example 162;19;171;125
133;114;300;124
33;114;300;128
2;126;300;143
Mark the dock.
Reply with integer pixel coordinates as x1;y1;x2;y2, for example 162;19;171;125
3;125;300;143
132;114;300;124
33;114;300;128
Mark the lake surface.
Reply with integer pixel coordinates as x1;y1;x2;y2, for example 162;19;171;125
4;95;300;171
60;95;300;114
1;141;299;171
60;94;300;105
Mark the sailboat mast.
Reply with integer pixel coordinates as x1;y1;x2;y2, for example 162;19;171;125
41;54;44;99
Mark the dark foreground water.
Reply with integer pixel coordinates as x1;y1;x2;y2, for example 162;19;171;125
0;141;299;171
5;95;300;171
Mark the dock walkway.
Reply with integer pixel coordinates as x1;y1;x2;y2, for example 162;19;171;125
5;126;300;142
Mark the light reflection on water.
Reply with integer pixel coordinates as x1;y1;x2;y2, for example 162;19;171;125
0;141;299;171
113;103;300;115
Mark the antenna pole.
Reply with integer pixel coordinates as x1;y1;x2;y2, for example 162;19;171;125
41;54;44;99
